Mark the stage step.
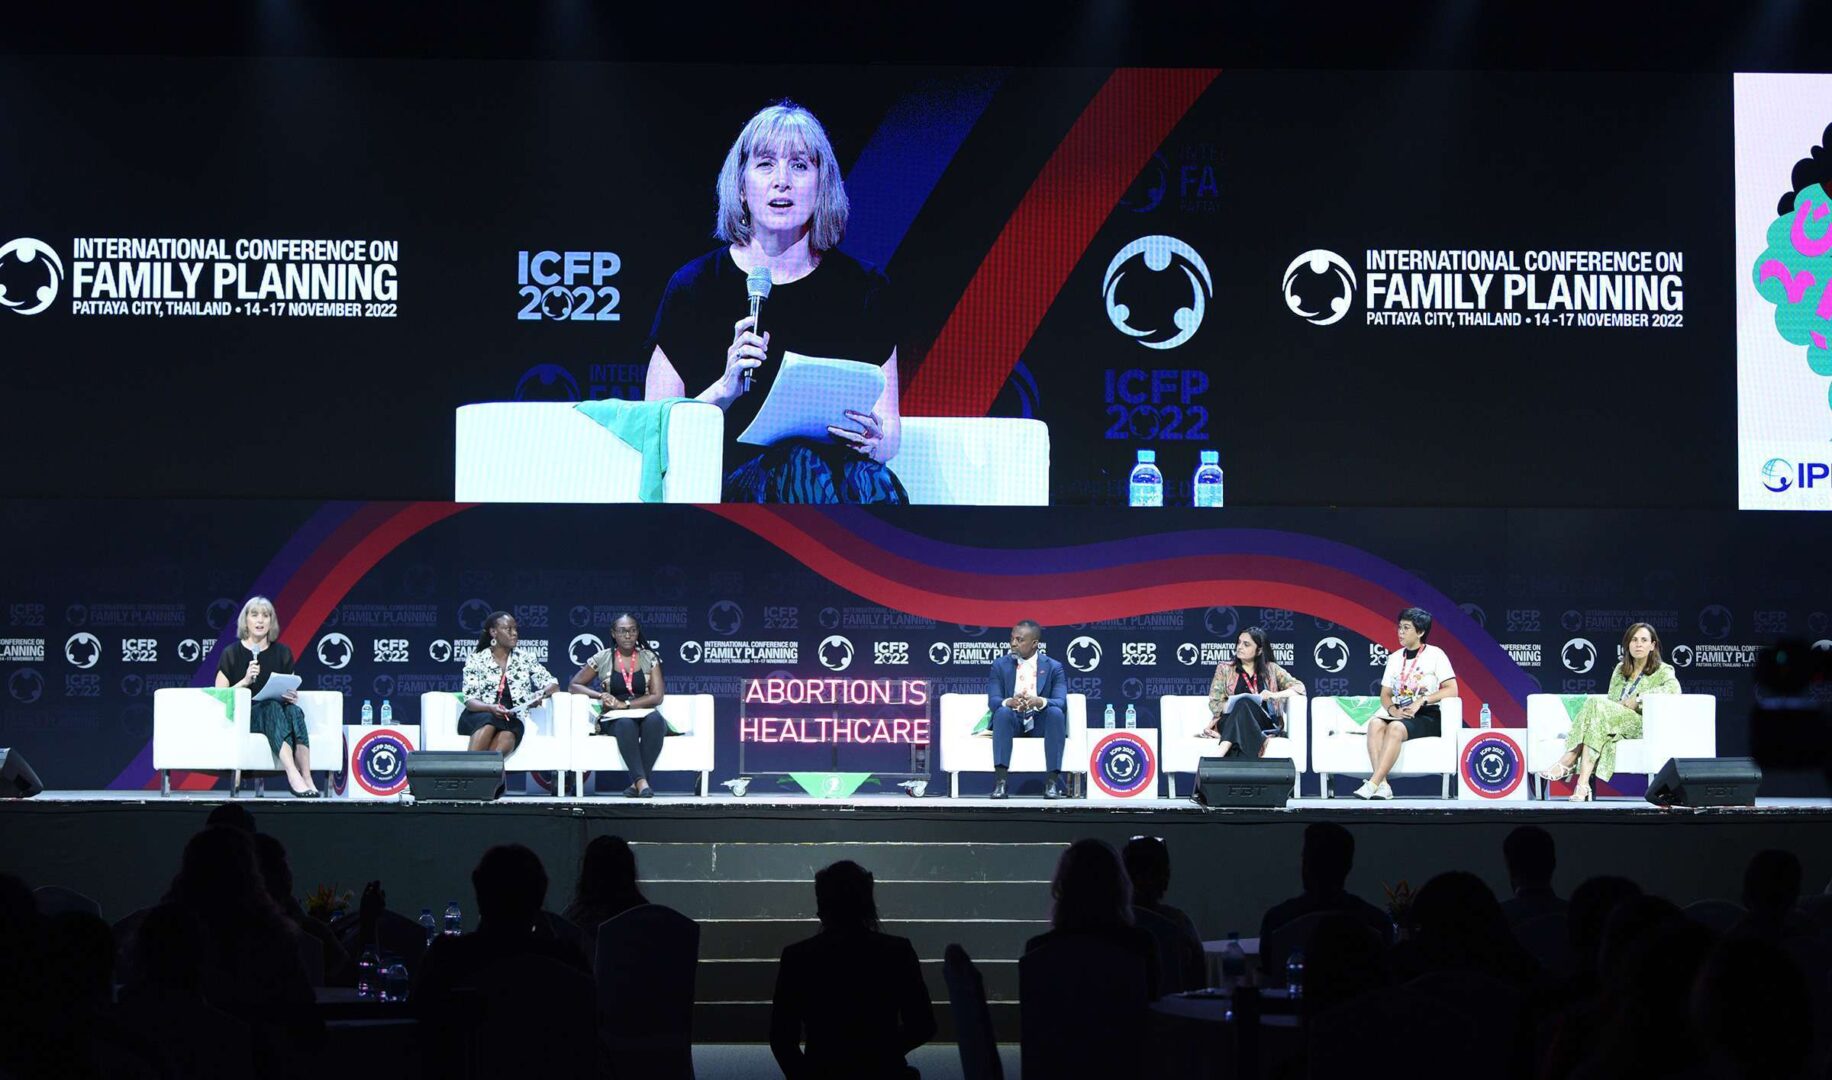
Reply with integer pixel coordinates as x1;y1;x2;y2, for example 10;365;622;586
626;840;1063;1041
632;840;1067;880
698;917;1047;960
643;879;1050;921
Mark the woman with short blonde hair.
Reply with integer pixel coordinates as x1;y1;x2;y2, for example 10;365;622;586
643;100;906;503
214;596;317;797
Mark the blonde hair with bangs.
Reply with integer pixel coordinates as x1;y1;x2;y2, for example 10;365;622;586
714;101;849;252
237;596;279;644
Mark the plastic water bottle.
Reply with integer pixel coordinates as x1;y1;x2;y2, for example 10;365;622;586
1479;703;1492;730
381;960;410;1002
1124;704;1137;729
360;699;374;725
442;900;463;936
1222;931;1247;985
1193;449;1225;508
380;698;393;726
419;907;437;948
357;945;379;1000
1103;704;1116;729
1127;449;1163;507
1286;948;1306;999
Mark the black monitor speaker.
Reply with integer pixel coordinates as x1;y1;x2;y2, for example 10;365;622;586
406;750;504;801
1196;758;1295;807
0;749;44;798
1646;757;1762;807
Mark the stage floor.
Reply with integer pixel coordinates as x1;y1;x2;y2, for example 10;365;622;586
17;790;1832;816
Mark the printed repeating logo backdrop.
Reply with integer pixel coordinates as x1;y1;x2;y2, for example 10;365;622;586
1;500;1823;795
2;61;1731;509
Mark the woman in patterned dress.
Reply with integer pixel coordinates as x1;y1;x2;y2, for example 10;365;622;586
1200;626;1305;759
460;610;560;757
1539;622;1678;802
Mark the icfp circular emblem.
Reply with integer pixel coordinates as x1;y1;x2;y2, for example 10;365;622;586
1460;730;1525;799
1090;729;1157;799
351;729;414;797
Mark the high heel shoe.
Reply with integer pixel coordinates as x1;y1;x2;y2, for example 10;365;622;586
1536;760;1576;782
1569;780;1593;803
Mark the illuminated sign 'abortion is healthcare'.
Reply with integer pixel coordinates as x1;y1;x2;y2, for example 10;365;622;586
739;677;932;744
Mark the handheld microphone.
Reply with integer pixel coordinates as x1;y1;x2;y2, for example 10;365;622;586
743;266;773;392
248;642;264;681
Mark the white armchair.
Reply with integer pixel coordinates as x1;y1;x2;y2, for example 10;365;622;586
1526;692;1717;798
1158;695;1309;799
1311;696;1461;797
153;687;346;796
566;693;716;796
938;693;1088;797
454;401;724;503
418;691;574;795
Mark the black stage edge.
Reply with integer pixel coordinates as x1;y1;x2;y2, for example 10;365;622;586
8;796;1831;1041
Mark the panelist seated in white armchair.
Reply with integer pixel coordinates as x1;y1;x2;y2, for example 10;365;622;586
215;596;319;798
1199;627;1306;759
1360;607;1459;800
461;610;561;758
988;620;1071;800
1537;622;1678;803
568;614;670;798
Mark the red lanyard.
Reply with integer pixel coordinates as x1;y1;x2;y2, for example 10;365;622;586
1398;649;1423;691
496;664;511;703
616;651;639;692
1237;668;1261;695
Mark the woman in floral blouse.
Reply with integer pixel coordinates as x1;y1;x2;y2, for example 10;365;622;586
1201;626;1305;759
460;611;560;756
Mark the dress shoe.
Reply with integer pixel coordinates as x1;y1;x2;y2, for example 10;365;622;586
1043;779;1063;800
991;778;1008;799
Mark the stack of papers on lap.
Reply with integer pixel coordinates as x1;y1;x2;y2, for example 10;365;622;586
737;351;886;446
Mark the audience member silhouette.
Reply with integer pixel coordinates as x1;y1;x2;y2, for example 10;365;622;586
770;860;935;1080
1575;914;1717;1077
1121;835;1204;992
254;832;349;983
1535;876;1647;1080
1026;837;1161;998
203;801;256;834
164;825;318;1072
1258;822;1392;945
1692;934;1816;1079
1392;870;1537;986
412;843;589;1012
1299;911;1392;1016
1734;848;1811;940
114;902;255;1080
1499;825;1564;925
561;834;649;963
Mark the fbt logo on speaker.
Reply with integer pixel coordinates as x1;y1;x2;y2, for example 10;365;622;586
516;248;622;322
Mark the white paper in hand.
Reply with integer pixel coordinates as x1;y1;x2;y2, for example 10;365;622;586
736;351;886;447
253;673;302;702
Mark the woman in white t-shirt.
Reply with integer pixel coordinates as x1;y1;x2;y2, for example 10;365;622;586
1358;607;1459;799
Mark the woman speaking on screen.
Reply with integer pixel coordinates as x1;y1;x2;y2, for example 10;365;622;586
643;100;907;503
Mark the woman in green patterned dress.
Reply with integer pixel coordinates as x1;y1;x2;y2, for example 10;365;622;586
1538;622;1678;801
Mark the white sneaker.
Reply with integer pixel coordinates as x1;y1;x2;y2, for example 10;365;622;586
1353;780;1377;799
1373;782;1394;799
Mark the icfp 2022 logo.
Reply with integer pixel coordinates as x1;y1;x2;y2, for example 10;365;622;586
1089;729;1158;799
1282;249;1356;326
0;238;64;316
1459;730;1525;799
350;728;414;797
1102;236;1212;350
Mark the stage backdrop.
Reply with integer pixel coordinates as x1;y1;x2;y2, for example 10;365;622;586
1;501;1826;795
1;60;1746;508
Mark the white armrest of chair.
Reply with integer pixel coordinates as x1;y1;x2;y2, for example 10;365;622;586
892;418;1050;506
454;401;723;504
1644;693;1717;762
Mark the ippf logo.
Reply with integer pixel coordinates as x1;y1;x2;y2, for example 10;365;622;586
0;238;63;316
516;249;622;322
1759;457;1830;494
1102;236;1212;350
1282;249;1356;326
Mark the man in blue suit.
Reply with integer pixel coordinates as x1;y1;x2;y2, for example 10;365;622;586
987;620;1068;799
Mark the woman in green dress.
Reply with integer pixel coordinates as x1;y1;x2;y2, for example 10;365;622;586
1539;622;1678;801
